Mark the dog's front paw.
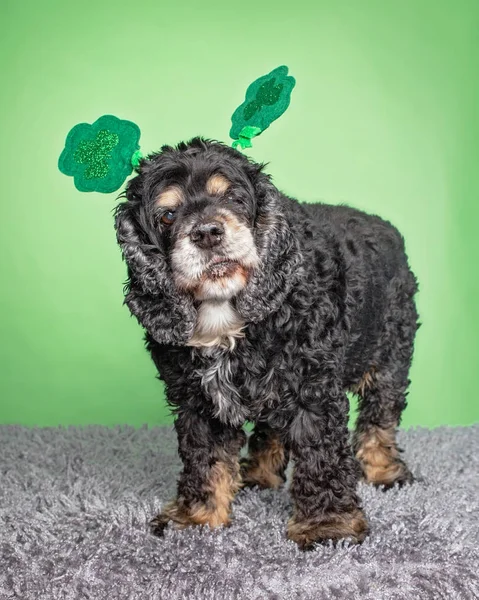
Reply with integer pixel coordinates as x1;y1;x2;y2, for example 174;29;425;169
150;500;182;536
150;511;172;537
150;498;232;537
287;508;369;550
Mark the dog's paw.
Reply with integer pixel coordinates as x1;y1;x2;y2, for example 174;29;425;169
287;508;369;551
149;500;181;536
149;512;171;537
239;457;285;489
354;427;414;490
361;457;414;490
149;499;232;537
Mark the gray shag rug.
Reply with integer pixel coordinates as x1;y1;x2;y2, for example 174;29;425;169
1;425;478;600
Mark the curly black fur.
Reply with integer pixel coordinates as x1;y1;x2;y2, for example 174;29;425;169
115;138;420;549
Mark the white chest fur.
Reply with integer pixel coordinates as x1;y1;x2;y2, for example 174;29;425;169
187;301;245;350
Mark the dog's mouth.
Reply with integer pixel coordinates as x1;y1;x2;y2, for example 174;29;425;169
206;258;240;279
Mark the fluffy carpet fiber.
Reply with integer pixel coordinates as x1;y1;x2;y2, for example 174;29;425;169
1;425;478;599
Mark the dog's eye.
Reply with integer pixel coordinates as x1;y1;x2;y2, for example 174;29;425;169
161;210;176;225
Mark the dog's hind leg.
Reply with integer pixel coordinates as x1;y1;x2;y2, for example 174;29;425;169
240;424;289;489
352;270;419;488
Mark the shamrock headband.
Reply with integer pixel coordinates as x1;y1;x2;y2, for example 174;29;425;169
58;65;296;194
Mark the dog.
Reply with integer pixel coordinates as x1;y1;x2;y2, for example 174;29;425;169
115;137;419;550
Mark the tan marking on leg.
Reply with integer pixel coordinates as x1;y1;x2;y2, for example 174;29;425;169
355;426;408;486
287;508;369;549
242;434;287;489
151;459;241;533
188;461;241;527
352;367;377;397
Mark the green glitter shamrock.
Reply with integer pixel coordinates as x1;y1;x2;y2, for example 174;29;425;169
58;115;141;193
230;65;296;150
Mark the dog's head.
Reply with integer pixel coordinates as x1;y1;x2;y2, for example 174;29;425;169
115;138;301;345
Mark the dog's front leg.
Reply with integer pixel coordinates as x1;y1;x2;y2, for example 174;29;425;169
150;407;246;535
286;393;369;550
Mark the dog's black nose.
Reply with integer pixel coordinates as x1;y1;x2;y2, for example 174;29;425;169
190;221;225;249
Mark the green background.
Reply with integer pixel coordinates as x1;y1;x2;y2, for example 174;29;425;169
1;0;478;428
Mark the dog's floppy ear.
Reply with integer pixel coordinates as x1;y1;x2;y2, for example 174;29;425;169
114;182;196;346
235;172;303;322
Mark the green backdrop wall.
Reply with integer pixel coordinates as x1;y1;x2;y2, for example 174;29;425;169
1;0;478;427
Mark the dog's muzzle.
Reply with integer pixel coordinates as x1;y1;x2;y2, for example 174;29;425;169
190;220;225;250
171;208;259;300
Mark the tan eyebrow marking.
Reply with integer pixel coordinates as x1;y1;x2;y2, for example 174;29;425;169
206;174;231;196
155;186;184;208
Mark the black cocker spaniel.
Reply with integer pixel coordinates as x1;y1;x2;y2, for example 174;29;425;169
115;138;419;550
